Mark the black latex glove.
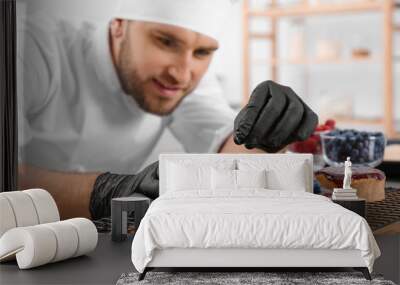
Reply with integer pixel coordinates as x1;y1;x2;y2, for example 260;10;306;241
89;161;159;219
234;80;318;153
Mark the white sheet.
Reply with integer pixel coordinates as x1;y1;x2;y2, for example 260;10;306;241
131;190;380;273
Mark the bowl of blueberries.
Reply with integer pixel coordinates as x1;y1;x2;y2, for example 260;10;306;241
320;129;386;167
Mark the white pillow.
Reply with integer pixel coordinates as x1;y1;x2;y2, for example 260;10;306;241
266;163;307;192
236;169;267;189
211;168;236;190
238;159;308;192
167;162;211;192
211;169;268;191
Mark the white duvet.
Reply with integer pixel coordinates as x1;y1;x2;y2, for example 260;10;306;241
131;190;380;273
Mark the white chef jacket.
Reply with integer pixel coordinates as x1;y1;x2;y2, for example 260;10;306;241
17;16;236;174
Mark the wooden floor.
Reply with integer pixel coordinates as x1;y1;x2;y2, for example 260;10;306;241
374;222;400;235
384;144;400;161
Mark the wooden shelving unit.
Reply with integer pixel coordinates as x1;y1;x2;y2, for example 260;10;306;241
252;56;380;66
242;0;400;138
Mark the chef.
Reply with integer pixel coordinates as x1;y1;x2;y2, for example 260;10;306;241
18;0;318;219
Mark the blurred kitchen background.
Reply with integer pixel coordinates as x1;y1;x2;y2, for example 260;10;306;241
17;0;400;166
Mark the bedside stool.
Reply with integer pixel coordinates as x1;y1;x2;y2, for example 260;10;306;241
332;198;366;218
111;193;151;242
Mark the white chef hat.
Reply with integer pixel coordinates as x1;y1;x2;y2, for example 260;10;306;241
114;0;235;41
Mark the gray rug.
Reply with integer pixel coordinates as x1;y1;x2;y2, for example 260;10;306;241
116;271;396;285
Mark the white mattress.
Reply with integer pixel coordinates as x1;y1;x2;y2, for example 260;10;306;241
131;190;380;273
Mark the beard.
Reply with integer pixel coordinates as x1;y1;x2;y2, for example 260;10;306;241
115;38;191;116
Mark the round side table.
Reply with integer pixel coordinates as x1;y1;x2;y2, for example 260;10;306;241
111;193;151;242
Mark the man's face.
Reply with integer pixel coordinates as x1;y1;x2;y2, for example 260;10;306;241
110;20;219;116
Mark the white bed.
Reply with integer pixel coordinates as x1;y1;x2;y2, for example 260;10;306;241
131;154;380;280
